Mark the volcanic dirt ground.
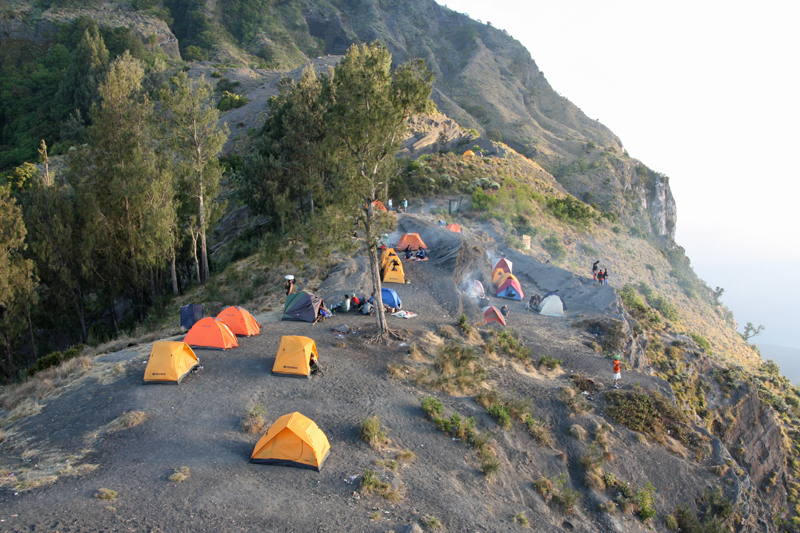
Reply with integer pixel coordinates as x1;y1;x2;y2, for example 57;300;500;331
0;216;704;532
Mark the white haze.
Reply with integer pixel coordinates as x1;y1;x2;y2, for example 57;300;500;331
441;0;800;350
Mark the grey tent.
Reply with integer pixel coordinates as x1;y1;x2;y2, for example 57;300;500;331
539;293;567;317
282;292;322;322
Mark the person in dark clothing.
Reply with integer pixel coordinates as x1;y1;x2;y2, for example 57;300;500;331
592;260;600;280
597;269;605;284
500;305;509;318
603;269;609;285
405;246;413;259
416;247;427;260
284;277;295;296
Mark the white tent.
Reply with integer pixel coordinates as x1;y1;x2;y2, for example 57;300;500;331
539;294;566;317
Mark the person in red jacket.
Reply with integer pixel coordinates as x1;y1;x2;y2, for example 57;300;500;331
613;355;622;389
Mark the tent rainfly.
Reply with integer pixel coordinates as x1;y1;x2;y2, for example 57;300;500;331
250;412;331;471
183;317;239;350
370;200;388;211
282;291;323;322
445;223;462;233
497;274;524;301
272;336;318;377
144;341;199;383
381;287;402;309
396;233;427;250
493;257;513;274
539;293;567;317
482;306;506;327
216;306;260;336
471;280;485;299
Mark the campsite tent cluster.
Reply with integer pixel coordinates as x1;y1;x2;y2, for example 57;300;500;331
144;306;331;470
473;256;569;325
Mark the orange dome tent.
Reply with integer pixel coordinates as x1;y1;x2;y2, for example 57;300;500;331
463;150;475;157
251;412;331;471
183;317;239;350
368;200;388;211
216;306;261;336
143;341;199;383
397;233;427;250
445;223;462;233
492;268;515;287
272;336;319;377
482;306;506;327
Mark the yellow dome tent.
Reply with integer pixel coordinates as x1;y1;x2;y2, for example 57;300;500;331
463;150;475;157
382;256;405;284
272;336;319;378
250;412;331;471
380;248;400;269
143;341;199;384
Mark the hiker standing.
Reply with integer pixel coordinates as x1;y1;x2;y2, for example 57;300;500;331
342;294;351;313
612;355;621;389
592;260;600;280
284;276;295;296
403;199;407;213
596;269;605;285
603;268;609;285
388;198;393;211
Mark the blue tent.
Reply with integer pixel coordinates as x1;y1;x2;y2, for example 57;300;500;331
381;287;402;309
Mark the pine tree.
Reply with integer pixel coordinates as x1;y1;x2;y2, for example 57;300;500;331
325;43;434;337
69;52;174;317
0;184;36;377
158;72;227;284
56;24;110;124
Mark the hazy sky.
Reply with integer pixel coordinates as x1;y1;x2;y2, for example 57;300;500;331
442;0;800;349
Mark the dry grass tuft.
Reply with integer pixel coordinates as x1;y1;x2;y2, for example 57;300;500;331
584;471;606;491
437;324;459;339
107;411;148;432
2;399;43;426
396;449;416;464
359;415;391;450
15;475;58;491
568;424;587;441
94;488;117;500
169;466;191;483
241;403;267;435
359;469;402;501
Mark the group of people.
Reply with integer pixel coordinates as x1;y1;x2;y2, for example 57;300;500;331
387;198;408;213
591;260;609;285
404;245;426;260
525;293;542;311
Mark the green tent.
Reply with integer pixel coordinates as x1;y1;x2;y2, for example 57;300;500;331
282;291;322;322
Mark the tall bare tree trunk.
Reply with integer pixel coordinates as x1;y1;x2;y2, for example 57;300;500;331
364;202;388;336
170;249;179;296
198;177;209;284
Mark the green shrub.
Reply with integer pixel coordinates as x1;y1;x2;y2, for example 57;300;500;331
539;355;562;370
636;482;657;522
547;196;596;224
471;187;498;211
487;403;512;429
605;389;695;447
27;345;85;377
359;415;390;450
542;235;566;261
421;396;444;419
689;333;711;352
524;415;552;446
664;514;679;531
218;91;250;111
